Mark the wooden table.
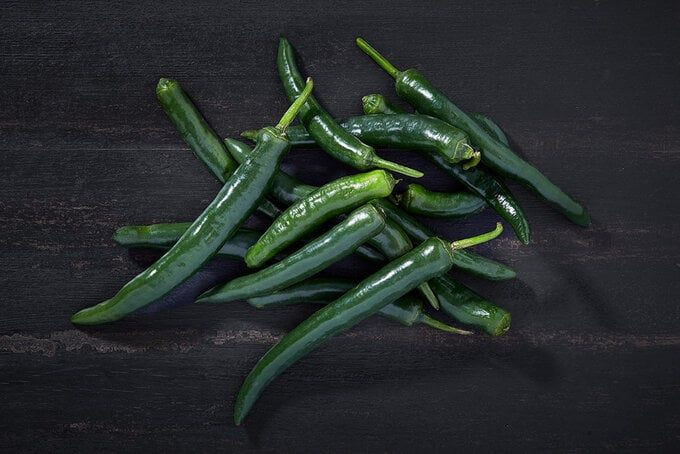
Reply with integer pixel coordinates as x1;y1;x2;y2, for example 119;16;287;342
2;0;678;451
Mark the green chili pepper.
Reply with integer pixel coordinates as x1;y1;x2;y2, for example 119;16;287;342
197;204;387;303
224;138;438;308
244;113;480;167
360;95;531;245
246;278;471;335
362;94;510;148
397;183;486;219
278;38;424;178
156;78;281;219
70;78;315;325
356;38;590;226
113;224;263;260
233;223;503;424
431;276;511;337
244;170;396;268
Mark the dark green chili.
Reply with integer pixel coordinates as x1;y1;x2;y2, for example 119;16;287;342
70;79;315;325
245;113;481;167
225;138;516;281
362;94;510;147
356;38;590;226
278;38;424;178
432;276;511;337
361;95;532;245
197;205;386;303
156;78;281;219
244;170;396;268
247;278;471;335
113;224;262;260
398;183;486;219
233;223;503;424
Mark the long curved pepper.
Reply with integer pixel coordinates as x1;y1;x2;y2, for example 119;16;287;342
233;223;503;424
277;37;424;178
70;79;314;325
356;37;590;226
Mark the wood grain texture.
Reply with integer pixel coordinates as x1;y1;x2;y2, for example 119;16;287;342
1;0;679;451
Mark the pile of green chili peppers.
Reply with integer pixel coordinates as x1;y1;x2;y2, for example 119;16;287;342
73;37;589;425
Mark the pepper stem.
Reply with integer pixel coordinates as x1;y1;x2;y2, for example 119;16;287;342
462;149;482;170
362;94;384;115
419;314;473;335
371;156;424;178
452;222;503;249
241;129;259;142
418;282;440;310
356;38;401;79
276;77;313;132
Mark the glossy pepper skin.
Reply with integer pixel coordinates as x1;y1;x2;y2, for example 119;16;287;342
246;113;480;166
398;183;487;219
277;38;424;178
197;205;386;302
245;170;396;268
247;278;471;334
431;276;511;337
225;138;515;280
156;78;280;219
70;79;315;325
362;94;510;148
356;38;589;226
233;224;503;424
113;224;262;260
361;95;531;245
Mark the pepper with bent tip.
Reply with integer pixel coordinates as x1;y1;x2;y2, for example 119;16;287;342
247;278;472;335
70;78;315;325
233;223;503;424
278;38;423;178
356;38;589;226
197;204;386;303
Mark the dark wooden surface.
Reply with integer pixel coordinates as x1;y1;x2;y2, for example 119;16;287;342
2;0;679;451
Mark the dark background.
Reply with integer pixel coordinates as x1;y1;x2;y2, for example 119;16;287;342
2;0;679;451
